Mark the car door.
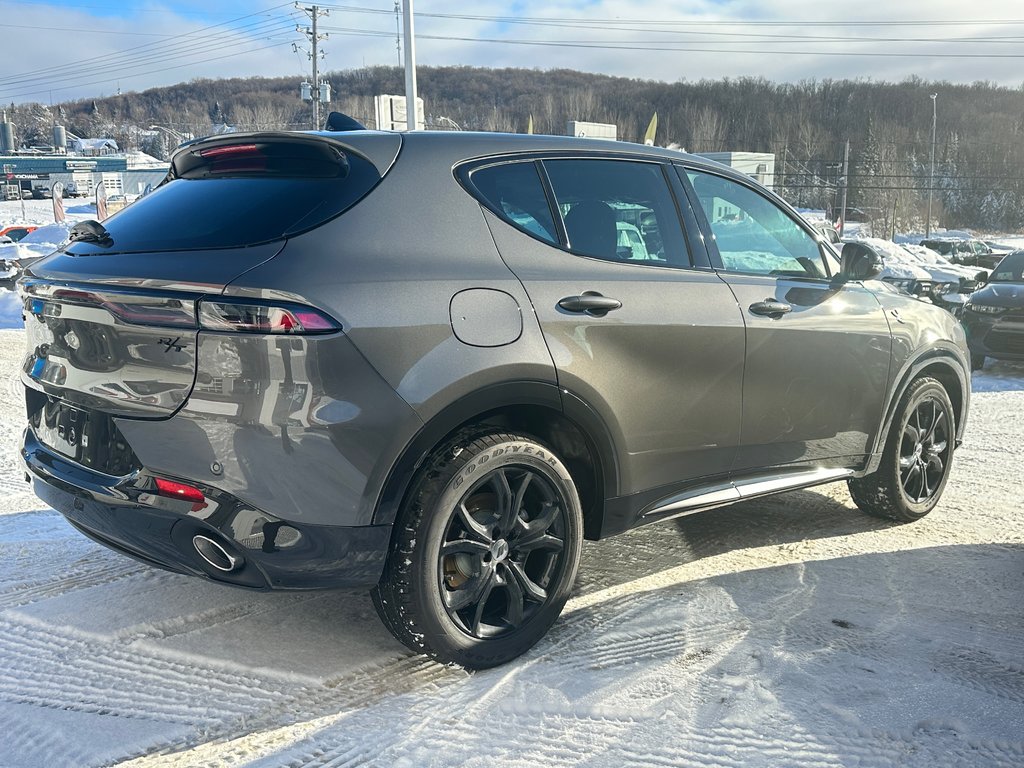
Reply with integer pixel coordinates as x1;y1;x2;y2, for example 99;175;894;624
466;155;745;499
679;166;893;472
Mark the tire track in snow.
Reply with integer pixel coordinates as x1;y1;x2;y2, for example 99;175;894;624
123;655;463;765
271;710;637;768
0;616;305;726
931;645;1024;705
0;511;144;609
608;720;1024;768
3;703;83;768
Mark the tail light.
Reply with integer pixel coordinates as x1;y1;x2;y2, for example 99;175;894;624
198;299;340;334
154;477;207;512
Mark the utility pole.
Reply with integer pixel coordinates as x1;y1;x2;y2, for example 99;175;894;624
926;93;937;238
837;139;850;238
402;0;418;131
296;4;329;130
394;1;402;66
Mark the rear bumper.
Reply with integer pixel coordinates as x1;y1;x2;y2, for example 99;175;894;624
23;428;391;590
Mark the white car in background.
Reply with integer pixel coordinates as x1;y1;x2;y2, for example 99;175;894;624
901;242;988;283
899;243;991;316
844;236;935;292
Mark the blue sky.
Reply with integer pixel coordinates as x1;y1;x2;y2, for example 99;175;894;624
2;0;1023;104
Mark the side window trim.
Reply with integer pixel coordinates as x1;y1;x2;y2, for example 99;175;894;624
666;166;712;270
675;165;724;270
535;160;569;248
675;164;833;281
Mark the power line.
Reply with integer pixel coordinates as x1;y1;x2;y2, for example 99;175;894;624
0;18;295;93
0;41;296;102
0;3;294;89
317;24;1024;58
316;6;1024;28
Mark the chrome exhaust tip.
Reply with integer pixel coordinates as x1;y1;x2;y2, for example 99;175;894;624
192;534;242;573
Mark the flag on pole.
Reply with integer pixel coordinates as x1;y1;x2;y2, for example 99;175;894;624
527;114;533;135
51;183;65;223
95;182;108;221
644;112;658;146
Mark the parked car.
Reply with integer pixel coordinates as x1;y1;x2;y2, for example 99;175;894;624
899;243;988;316
843;237;948;303
962;250;1024;369
0;225;37;242
31;186;53;200
18;128;971;668
983;240;1015;258
920;238;1003;270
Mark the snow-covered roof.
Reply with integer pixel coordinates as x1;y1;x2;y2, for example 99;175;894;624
70;137;119;152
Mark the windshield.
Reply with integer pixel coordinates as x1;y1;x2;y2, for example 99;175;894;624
990;252;1024;282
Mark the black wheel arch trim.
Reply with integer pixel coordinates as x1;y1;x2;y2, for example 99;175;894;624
864;343;970;475
372;380;620;528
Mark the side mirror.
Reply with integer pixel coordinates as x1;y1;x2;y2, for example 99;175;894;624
839;242;883;281
817;226;841;245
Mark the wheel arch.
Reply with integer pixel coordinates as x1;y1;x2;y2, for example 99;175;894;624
864;344;969;475
372;381;619;541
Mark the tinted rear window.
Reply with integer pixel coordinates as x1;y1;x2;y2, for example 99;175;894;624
469;161;558;245
68;144;380;254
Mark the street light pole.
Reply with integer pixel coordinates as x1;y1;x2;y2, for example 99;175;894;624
926;93;937;238
402;0;418;131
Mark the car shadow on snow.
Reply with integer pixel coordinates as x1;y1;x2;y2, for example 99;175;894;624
575;485;896;595
164;542;1024;768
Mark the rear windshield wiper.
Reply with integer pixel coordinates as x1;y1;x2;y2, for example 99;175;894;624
68;220;113;247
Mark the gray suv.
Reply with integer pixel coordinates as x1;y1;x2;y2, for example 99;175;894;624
18;128;970;668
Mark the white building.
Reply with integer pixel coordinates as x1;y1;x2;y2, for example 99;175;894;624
696;152;775;190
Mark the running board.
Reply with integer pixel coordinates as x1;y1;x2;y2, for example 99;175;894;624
644;467;854;520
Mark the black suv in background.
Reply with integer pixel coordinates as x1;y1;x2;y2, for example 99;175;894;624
963;250;1024;369
19;128;971;668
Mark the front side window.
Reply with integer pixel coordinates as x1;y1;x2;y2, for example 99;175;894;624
686;169;826;279
543;159;690;267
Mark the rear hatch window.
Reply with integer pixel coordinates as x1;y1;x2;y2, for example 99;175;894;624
66;136;383;255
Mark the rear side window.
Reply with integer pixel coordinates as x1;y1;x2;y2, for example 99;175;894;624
469;162;558;245
543;159;689;266
67;140;381;254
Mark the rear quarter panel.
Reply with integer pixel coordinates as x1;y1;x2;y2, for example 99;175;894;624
220;136;558;426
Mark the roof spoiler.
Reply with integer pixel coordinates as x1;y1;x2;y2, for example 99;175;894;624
324;112;367;132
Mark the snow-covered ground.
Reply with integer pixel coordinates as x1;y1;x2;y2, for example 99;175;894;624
2;197;1023;764
1;321;1023;767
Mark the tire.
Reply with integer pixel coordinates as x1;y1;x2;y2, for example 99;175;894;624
970;353;986;371
848;376;955;523
372;430;583;669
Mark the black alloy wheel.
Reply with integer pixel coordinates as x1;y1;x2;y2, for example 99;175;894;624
897;397;951;505
848;376;956;522
372;431;583;668
439;465;567;639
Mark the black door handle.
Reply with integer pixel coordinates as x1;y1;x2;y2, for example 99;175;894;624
558;291;622;317
748;298;792;317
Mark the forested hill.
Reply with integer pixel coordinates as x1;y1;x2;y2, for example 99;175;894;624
9;66;1024;230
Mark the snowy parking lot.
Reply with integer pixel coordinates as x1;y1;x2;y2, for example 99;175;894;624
2;199;1024;768
0;315;1023;766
